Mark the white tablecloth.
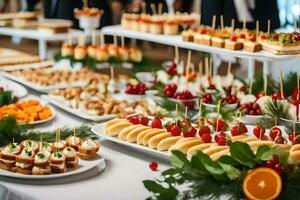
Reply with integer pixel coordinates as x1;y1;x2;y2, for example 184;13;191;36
0;92;169;200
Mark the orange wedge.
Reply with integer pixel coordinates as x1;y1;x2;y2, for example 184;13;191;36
243;167;282;200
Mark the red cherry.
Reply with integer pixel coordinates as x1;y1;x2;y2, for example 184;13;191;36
170;126;182;136
151;119;162;129
260;34;267;40
230;34;237;41
199;29;207;34
183;127;197;137
201;133;212;143
216;137;227;146
149;161;158;171
165;123;174;132
249;36;256;42
214;132;228;144
216;119;227;132
202;93;213;104
269;127;282;141
273;163;282;174
253;125;266;139
288;132;300;144
166;63;177;75
272;33;279;40
140;117;149;126
264;160;274;168
198;126;211;136
230;126;240;136
274;136;285;144
129;116;139;124
239;33;246;39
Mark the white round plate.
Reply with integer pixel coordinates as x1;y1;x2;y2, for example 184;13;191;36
0;155;106;179
0;76;28;98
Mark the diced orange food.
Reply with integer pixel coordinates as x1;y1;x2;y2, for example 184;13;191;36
0;100;53;123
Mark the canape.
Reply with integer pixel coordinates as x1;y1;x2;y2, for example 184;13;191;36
15;148;35;174
39;141;53;153
163;15;178;35
107;44;119;58
0;143;21;171
193;27;212;46
224;34;243;50
50;151;66;173
65;135;81;150
52;141;65;151
118;46;130;62
182;29;195;42
87;45;98;59
74;45;87;60
139;14;150;33
21;140;39;153
211;28;232;48
129;48;142;62
77;139;100;160
149;15;164;34
62;147;78;169
121;13;132;29
32;151;51;175
61;43;74;57
96;46;109;62
130;13;140;31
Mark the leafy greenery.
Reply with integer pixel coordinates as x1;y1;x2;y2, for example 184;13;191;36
283;72;298;97
252;71;277;96
143;142;290;200
0;91;15;106
0;116;98;147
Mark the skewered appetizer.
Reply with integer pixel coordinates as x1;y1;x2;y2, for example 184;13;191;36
211;27;232;48
74;45;87;60
193;26;213;46
61;43;74;57
0;100;53;123
65;135;81;150
0;138;100;175
224;34;243;50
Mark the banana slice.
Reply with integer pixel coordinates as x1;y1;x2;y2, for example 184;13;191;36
137;129;165;145
142;129;166;146
247;140;275;151
202;146;229;156
210;149;230;160
238;137;258;143
148;132;172;149
231;135;248;142
105;118;127;129
105;121;131;136
169;139;203;154
118;125;142;140
187;143;217;158
127;126;151;143
157;136;182;151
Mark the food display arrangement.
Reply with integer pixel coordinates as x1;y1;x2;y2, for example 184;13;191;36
74;7;103;33
121;12;199;35
182;18;300;54
2;67;108;92
0;99;54;124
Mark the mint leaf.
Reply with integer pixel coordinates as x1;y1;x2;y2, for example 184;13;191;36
170;150;189;169
143;180;178;200
230;142;257;168
218;162;241;180
191;154;210;176
218;155;240;166
257;146;289;165
255;145;271;160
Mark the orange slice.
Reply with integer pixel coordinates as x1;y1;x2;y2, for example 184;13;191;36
243;167;282;200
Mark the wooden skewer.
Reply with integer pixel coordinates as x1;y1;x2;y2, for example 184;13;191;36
158;3;163;15
231;19;235;30
198;14;202;27
267;19;271;35
185;50;192;80
100;32;105;46
83;0;88;8
279;70;284;99
113;35;117;46
110;65;115;80
121;35;125;47
92;30;96;45
198;61;203;92
209;58;213;79
142;2;146;14
205;57;209;76
264;75;268;94
220;15;224;30
184;106;188;120
150;4;157;15
297;74;300;101
256;21;259;36
175;46;179;64
215;100;221;131
242;19;246;31
249;79;253;95
294;20;297;32
212;15;216;30
227;62;232;76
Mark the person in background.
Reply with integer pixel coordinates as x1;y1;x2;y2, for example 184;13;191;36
201;0;280;32
26;0;112;29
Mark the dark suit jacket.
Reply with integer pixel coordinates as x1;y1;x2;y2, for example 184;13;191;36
201;0;280;31
36;0;112;28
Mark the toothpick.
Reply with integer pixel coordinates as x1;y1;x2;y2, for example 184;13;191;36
198;14;202;26
184;106;188;120
227;62;232;76
209;58;212;79
294;20;297;32
198;61;202;76
110;65;115;80
212;15;216;30
142;2;146;14
74;128;76;137
242;19;246;31
174;46;179;64
185;50;192;80
231;19;235;30
158;3;163;15
150;4;157;15
220;15;224;30
100;32;105;46
256;21;259;36
113;35;117;46
121;35;125;47
279;70;284;99
215;100;221;131
267;19;271;35
175;103;178;116
249;79;253;95
205;57;209;76
264;75;268;94
199;99;202;118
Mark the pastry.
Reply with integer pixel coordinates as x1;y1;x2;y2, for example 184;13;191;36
32;151;51;175
50;151;66;173
15;148;35;174
61;43;74;57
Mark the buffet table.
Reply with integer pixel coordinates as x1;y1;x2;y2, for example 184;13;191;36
0;91;169;200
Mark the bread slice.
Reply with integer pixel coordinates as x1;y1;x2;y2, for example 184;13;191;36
16;167;31;175
173;137;195;146
51;165;66;173
105;122;132;136
169;139;203;154
148;132;172;149
243;41;262;52
32;166;51;175
157;136;182;151
187;143;217;158
211;37;225;48
137;129;165;145
224;39;243;50
142;129;166;146
231;135;247;142
77;152;98;160
117;125;142;140
126;126;151;143
66;158;78;169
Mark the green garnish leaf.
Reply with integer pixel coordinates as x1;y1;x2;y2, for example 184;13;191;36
229;142;258;168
